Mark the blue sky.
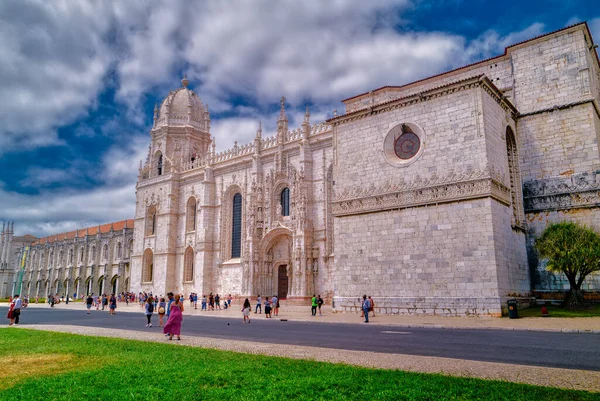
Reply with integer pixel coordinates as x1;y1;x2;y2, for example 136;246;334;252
1;0;599;237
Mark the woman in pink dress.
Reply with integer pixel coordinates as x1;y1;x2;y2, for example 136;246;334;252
163;295;184;340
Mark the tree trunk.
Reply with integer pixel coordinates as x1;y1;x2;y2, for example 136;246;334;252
564;275;585;309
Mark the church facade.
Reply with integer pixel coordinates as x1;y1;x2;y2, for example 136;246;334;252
131;23;600;315
15;23;600;315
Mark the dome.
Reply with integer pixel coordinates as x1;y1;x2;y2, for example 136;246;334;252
154;77;208;130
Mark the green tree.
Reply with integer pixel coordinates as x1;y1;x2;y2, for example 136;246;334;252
535;222;600;309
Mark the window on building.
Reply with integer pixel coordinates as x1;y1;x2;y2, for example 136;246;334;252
184;246;194;282
156;152;163;176
146;206;157;236
142;248;153;283
69;249;73;264
186;197;197;232
129;239;134;257
80;247;84;263
231;193;242;258
90;247;95;263
280;187;290;216
506;127;523;226
117;242;122;259
103;244;108;260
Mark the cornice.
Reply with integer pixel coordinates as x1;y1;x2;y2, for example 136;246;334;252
332;177;510;217
523;172;600;213
328;75;517;127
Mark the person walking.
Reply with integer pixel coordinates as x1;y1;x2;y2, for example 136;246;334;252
86;294;93;314
317;295;324;316
271;295;279;316
109;294;117;315
362;295;371;323
215;294;221;310
311;295;318;316
227;294;232;308
242;298;251;323
6;297;15;325
255;295;262;314
163;295;184;340
201;295;207;311
264;298;272;318
12;295;22;325
368;296;376;317
145;296;154;327
158;297;166;327
102;294;108;310
193;293;198;309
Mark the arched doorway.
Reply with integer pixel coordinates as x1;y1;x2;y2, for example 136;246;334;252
277;264;288;300
111;275;119;294
258;228;292;298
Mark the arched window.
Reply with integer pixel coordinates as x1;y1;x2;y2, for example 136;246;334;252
506;127;523;226
280;187;290;216
186;197;197;232
69;249;73;264
142;249;153;283
80;247;84;263
156;151;163;176
146;206;157;236
183;246;194;282
103;244;108;260
117;242;122;259
128;239;134;257
231;193;242;258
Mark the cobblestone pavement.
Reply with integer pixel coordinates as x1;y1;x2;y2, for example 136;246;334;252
10;301;600;333
13;324;600;392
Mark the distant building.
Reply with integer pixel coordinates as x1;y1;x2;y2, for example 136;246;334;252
0;222;37;298
16;220;134;298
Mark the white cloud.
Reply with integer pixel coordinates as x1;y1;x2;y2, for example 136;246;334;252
0;0;116;154
465;22;546;60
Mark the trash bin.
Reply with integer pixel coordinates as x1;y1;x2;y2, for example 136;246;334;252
507;299;519;319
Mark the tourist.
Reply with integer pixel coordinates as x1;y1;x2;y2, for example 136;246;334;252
86;294;93;314
201;294;207;311
154;295;158;310
369;296;376;317
102;294;108;310
158;297;166;327
145;296;154;327
227;294;232;308
6;296;15;325
264;298;271;318
12;295;22;324
92;293;98;310
255;294;262;314
362;295;370;323
215;294;221;310
65;294;69;305
311;295;318;316
317;295;324;316
193;293;198;309
165;292;175;337
242;298;251;323
272;295;279;316
208;293;214;310
163;295;184;340
109;294;117;315
189;293;194;307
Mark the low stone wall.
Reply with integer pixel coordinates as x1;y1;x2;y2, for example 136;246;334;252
533;291;600;302
332;296;505;317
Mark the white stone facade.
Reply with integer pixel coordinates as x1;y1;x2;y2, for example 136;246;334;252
80;22;600;315
17;221;134;299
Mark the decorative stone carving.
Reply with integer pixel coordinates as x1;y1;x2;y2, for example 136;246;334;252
523;172;600;212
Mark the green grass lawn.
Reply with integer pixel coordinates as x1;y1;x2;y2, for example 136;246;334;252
0;329;597;401
517;304;600;318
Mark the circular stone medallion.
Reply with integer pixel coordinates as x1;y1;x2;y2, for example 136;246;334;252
394;132;420;159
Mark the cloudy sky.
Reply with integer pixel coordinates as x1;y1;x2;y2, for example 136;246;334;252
1;0;599;237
